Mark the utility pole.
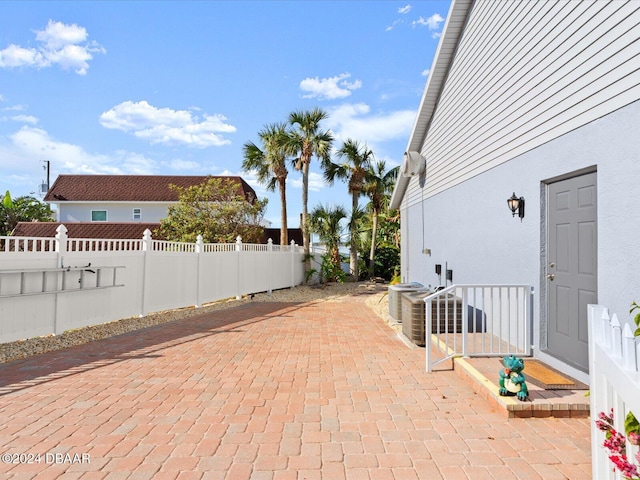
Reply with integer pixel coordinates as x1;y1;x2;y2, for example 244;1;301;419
40;160;50;196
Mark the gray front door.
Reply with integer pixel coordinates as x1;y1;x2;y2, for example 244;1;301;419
546;172;597;372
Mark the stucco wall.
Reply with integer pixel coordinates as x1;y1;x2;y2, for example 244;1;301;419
401;99;640;370
58;203;170;223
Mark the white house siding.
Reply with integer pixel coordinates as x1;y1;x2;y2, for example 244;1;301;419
403;0;640;209
57;202;170;223
400;99;640;383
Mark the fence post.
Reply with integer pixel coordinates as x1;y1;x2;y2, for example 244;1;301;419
52;224;69;335
267;238;273;296
55;224;68;261
588;304;604;480
426;298;433;372
141;229;152;316
290;240;296;289
195;235;203;308
612;313;622;358
236;236;242;300
623;323;637;371
461;287;468;357
602;309;612;351
588;304;607;377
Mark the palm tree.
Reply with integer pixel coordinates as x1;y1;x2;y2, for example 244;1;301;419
324;139;374;280
286;108;333;273
242;123;290;245
309;204;347;280
364;160;399;277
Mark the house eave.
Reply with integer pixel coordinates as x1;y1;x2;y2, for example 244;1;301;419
390;0;474;210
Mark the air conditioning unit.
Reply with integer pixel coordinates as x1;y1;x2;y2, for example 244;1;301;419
401;291;463;346
388;282;424;322
402;151;426;177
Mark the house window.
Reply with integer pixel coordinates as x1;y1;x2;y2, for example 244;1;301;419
133;208;142;221
91;210;107;222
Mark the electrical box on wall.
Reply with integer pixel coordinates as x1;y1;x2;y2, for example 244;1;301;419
423;248;431;255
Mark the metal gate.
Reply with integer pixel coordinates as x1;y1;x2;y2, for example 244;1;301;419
424;284;533;372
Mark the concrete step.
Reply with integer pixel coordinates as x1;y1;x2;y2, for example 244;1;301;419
452;356;590;418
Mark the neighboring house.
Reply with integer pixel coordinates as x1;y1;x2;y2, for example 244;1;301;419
14;174;299;244
44;175;259;224
390;0;640;384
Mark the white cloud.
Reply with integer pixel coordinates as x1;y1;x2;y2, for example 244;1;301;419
422;69;430;77
99;100;236;148
0;125;223;197
2;104;27;112
1;126;156;176
289;171;325;192
385;20;402;32
299;73;362;100
413;13;445;31
167;159;202;171
398;5;411;14
35;20;88;50
0;20;105;75
10;115;38;124
326;103;416;147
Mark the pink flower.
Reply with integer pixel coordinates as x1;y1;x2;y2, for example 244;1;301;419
629;431;640;446
609;454;639;479
600;409;615;424
604;429;627;455
597;410;615;432
597;419;613;432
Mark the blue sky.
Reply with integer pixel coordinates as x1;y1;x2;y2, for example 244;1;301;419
0;1;449;228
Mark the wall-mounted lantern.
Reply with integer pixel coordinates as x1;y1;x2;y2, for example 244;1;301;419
507;192;525;220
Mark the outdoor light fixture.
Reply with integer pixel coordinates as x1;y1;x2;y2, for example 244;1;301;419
507;192;525;220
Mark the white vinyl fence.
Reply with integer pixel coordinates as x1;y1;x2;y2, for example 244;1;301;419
589;304;640;480
0;225;305;344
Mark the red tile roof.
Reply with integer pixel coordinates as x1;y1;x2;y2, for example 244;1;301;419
12;222;164;239
44;175;257;202
12;223;303;245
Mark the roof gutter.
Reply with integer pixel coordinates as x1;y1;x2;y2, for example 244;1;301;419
390;0;474;211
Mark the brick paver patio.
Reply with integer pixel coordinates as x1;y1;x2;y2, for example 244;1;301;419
0;294;592;479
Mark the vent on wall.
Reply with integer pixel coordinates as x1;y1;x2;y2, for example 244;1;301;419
402;151;426;177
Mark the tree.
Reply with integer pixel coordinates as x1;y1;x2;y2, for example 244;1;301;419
286;108;333;274
242;122;290;245
0;191;55;236
156;177;267;244
324;139;374;280
309;204;347;282
364;161;399;277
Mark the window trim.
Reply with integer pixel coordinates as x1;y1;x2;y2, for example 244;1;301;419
91;210;108;222
133;208;142;221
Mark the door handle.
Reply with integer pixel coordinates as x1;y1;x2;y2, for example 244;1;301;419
546;273;555;281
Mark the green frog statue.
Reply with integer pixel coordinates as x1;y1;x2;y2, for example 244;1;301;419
499;355;529;401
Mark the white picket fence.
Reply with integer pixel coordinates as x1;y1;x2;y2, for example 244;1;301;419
589;304;640;480
0;225;305;344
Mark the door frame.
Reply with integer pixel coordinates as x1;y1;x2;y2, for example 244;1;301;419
539;165;597;370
